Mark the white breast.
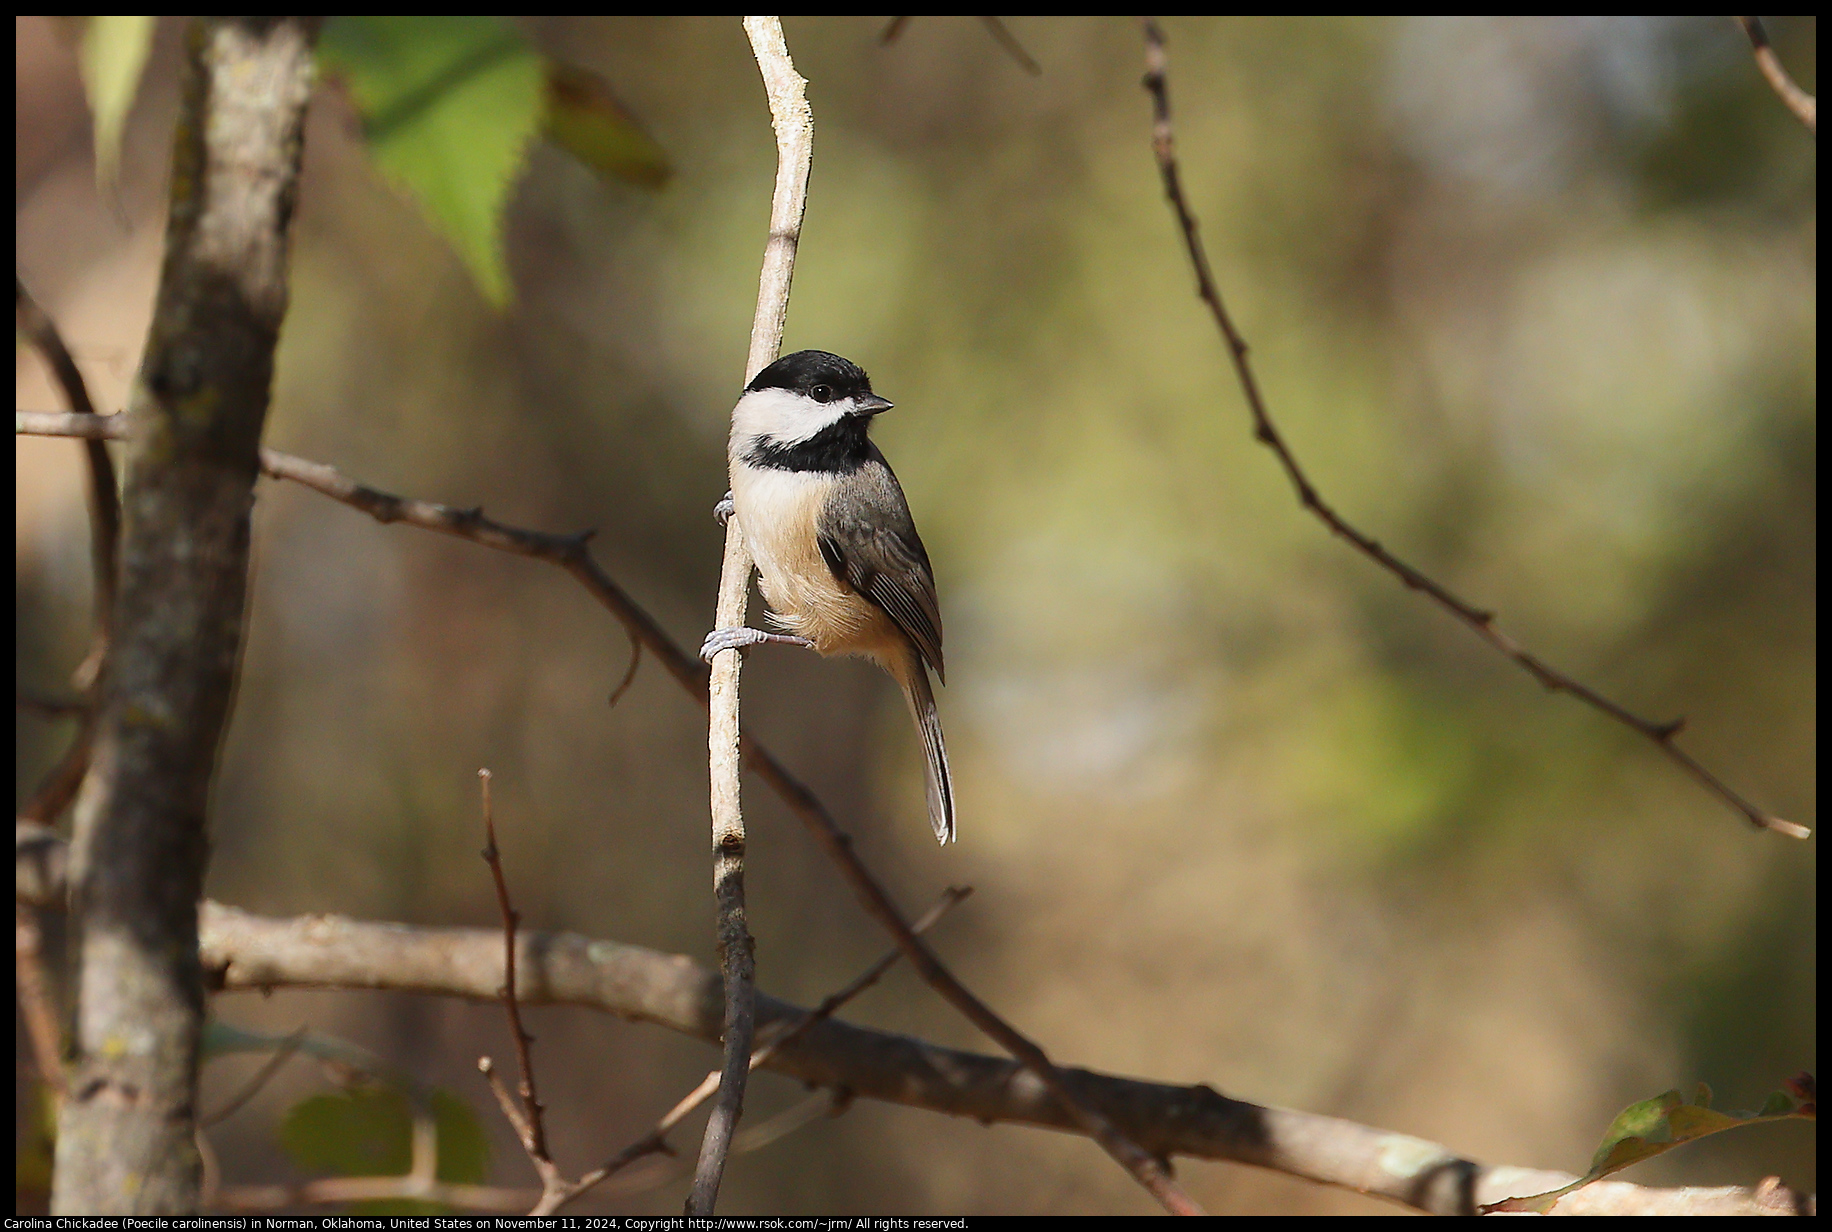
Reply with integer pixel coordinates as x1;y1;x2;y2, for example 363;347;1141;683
729;463;898;661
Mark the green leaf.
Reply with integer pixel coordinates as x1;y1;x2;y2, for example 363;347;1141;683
79;15;156;191
280;1087;490;1215
1483;1080;1813;1213
543;61;670;188
318;16;546;306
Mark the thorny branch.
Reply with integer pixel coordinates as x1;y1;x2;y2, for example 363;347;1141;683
1736;17;1817;135
1138;18;1807;841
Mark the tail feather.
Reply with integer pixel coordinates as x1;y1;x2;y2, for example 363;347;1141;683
899;656;955;844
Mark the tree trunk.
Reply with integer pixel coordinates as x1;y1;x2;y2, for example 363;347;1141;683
52;17;317;1215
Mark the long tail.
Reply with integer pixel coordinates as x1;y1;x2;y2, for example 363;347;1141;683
896;652;955;844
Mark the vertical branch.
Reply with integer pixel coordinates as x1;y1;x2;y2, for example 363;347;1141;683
689;14;813;1217
51;17;318;1216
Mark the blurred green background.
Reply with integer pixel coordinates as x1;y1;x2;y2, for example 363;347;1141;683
16;15;1814;1215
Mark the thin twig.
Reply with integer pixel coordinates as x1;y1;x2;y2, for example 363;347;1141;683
878;16;1042;76
1138;18;1806;842
541;886;971;1215
1737;17;1816;134
979;17;1042;76
14;282;119;824
607;637;642;709
476;768;568;1209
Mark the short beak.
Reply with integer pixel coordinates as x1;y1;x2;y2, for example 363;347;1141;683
851;393;894;417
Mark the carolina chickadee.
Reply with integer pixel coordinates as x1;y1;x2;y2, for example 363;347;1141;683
701;350;955;844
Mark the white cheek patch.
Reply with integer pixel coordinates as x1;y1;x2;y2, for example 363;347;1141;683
730;387;850;447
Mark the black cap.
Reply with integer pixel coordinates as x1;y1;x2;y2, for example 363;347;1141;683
745;350;878;406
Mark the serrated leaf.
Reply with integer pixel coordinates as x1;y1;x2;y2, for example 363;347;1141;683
79;15;156;191
318;15;545;306
1483;1081;1811;1213
280;1087;490;1215
544;61;670;188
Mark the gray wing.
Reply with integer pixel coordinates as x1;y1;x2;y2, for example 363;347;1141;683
817;452;945;682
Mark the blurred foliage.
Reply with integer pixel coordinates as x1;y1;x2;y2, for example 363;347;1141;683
281;1087;489;1215
76;14;153;192
16;15;1815;1216
317;16;547;306
14;1085;55;1213
318;15;667;305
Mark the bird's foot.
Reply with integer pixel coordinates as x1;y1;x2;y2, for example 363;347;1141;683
713;491;735;527
700;627;814;663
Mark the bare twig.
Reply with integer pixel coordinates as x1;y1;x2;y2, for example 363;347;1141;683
1737;17;1817;134
475;769;571;1211
14;281;119;825
478;771;549;1162
1138;19;1806;841
606;637;642;709
878;16;1042;76
176;898;1814;1217
979;17;1042;76
542;885;971;1215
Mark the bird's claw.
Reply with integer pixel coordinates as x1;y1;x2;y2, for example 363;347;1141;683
713;491;735;527
700;627;814;664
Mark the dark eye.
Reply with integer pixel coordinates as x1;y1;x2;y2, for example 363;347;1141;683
809;384;833;404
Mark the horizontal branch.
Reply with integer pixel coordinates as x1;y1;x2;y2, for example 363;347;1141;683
190;899;1809;1217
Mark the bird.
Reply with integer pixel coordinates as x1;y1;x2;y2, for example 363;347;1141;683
701;350;955;844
